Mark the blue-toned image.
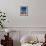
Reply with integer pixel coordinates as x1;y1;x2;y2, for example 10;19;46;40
20;6;28;14
21;7;26;12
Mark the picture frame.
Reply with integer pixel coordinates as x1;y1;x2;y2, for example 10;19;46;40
20;6;28;16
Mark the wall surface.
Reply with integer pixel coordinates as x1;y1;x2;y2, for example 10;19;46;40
0;0;46;46
0;0;46;27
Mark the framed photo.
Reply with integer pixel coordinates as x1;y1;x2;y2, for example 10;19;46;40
20;6;28;16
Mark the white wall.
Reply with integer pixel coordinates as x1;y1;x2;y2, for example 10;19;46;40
0;0;46;27
32;0;46;27
0;1;46;46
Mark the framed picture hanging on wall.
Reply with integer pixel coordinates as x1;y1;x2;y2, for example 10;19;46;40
20;6;28;16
